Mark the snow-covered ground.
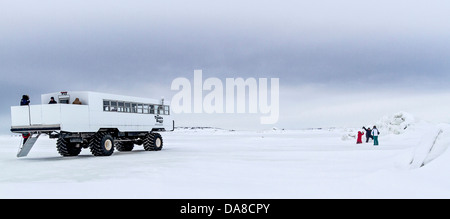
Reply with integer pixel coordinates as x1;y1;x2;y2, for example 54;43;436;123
1;114;449;198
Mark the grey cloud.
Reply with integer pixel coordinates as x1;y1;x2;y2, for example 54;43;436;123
1;0;450;131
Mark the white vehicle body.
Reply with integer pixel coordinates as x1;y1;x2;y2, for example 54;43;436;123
11;91;173;157
11;91;174;133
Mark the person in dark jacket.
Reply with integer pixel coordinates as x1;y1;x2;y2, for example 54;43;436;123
49;97;57;104
20;95;30;106
362;126;373;143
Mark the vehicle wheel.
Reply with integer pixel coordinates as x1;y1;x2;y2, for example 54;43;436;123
89;132;115;156
143;133;163;151
115;140;134;151
56;137;82;157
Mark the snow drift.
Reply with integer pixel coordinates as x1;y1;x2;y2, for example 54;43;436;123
376;111;416;135
410;123;450;169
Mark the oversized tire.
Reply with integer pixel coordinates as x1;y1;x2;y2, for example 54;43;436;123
89;132;115;156
56;137;82;157
115;140;134;152
143;133;163;151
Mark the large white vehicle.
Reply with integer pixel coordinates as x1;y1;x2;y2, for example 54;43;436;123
11;91;174;157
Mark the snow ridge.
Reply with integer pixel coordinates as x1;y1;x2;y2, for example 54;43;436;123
376;111;416;135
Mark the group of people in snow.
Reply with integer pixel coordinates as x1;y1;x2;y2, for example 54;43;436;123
357;126;380;146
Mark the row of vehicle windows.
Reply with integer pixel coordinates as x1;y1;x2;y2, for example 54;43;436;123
103;100;170;115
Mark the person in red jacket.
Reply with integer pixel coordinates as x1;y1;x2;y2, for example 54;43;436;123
357;130;364;144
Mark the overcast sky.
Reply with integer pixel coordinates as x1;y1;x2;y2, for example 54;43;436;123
1;0;450;132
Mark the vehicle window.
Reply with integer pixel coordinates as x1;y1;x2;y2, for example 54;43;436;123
164;106;170;115
111;101;118;112
103;100;110;111
149;105;155;114
125;102;131;113
131;103;137;113
137;104;143;113
143;104;149;114
118;102;125;112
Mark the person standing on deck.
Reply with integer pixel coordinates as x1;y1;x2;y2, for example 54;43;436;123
20;95;30;106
